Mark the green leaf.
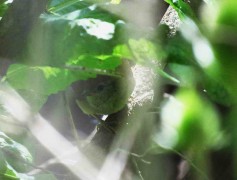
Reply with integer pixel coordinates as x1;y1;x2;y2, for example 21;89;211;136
165;0;195;19
6;64;94;92
176;90;220;150
26;9;123;66
156;68;180;84
166;63;197;87
0;0;11;18
193;0;237;103
112;44;133;59
6;64;96;111
67;55;122;70
1;163;35;179
178;18;215;69
207;0;237;100
155;89;221;151
203;77;233;106
0;132;33;172
6;64;95;95
0;163;19;180
128;38;160;64
110;0;121;4
165;32;195;65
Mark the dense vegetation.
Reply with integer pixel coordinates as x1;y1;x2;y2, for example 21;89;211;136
0;0;237;179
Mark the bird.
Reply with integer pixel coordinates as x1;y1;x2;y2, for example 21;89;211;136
72;61;135;116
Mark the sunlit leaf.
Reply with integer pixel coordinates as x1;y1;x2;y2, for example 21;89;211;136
5;64;97;110
26;8;123;66
0;163;18;179
6;64;95;95
110;0;121;4
73;18;115;40
112;44;133;59
128;38;159;64
155;89;221;151
67;55;121;70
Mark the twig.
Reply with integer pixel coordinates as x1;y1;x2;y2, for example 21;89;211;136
63;92;82;150
132;157;145;180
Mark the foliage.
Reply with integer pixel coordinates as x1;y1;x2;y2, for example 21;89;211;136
165;0;195;19
0;132;56;179
0;0;10;18
4;0;131;110
0;0;237;179
3;0;166;111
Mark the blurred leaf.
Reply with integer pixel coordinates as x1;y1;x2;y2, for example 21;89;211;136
112;44;133;60
128;38;160;64
0;1;8;18
0;163;19;180
176;89;220;150
0;151;7;174
156;68;180;84
166;63;197;87
0;132;33;172
110;0;121;4
172;11;234;105
203;77;233;106
155;89;221;151
215;0;237;30
207;0;237;99
2;163;36;179
179;18;215;68
165;31;195;65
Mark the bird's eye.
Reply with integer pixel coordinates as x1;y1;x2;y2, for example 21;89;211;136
97;84;105;92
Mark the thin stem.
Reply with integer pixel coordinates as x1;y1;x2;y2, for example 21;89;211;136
63;92;81;150
171;149;209;180
132;157;145;180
